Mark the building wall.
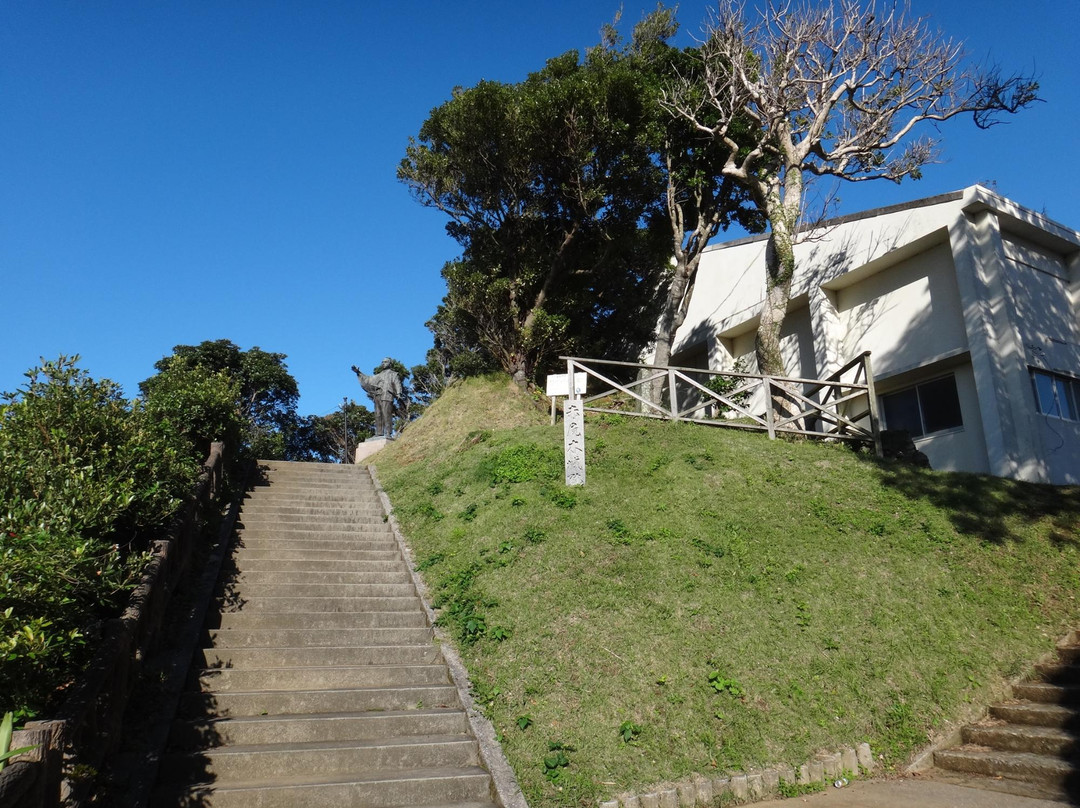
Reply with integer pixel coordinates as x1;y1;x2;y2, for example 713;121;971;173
669;186;1080;483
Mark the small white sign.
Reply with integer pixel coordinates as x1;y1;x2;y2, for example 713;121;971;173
545;372;587;397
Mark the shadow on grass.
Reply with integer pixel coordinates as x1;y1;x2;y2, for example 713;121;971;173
869;459;1080;548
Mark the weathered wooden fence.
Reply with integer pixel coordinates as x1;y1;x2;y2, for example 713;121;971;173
560;352;882;454
0;443;230;808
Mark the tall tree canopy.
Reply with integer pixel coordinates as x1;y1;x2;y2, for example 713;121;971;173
666;0;1039;377
400;49;672;386
142;339;299;459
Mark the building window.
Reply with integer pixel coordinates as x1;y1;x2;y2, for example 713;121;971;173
881;374;963;438
1031;369;1080;421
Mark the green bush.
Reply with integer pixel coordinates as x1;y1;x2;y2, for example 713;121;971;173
0;357;202;718
141;357;244;461
481;443;562;485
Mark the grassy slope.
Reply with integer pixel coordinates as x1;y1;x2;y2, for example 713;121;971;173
375;376;1080;808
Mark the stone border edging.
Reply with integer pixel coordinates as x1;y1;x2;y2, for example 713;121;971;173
368;465;530;808
597;744;876;808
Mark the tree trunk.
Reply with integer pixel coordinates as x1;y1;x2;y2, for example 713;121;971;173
755;170;802;425
649;255;694;406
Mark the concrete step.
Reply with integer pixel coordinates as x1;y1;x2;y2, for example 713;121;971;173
215;582;418;600
224;558;404;573
1034;661;1080;685
934;746;1074;788
151;766;495;808
159;735;480;783
198;643;441;669
231;538;399;553
237;525;395;538
990;701;1074;728
219;569;412;586
206;626;434;648
196;664;451;692
179;684;462;718
212;595;423;613
238;515;387;527
229;548;400;561
241;503;387;516
169;708;470;749
207;610;428;630
1056;644;1080;665
1012;682;1080;706
962;722;1078;758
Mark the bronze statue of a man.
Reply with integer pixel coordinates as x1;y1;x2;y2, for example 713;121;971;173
351;359;403;438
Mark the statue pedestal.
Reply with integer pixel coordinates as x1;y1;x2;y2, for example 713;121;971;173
354;437;391;464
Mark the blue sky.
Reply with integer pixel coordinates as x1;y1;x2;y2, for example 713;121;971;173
2;1;1077;417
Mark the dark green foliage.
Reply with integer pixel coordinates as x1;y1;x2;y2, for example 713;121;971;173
482;443;562;486
143;339;299;460
141;358;245;460
289;401;376;464
401;48;672;385
0;357;203;718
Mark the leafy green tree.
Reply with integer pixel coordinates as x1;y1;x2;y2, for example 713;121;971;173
143;339;299;459
400;50;671;386
141;357;245;460
289;402;376;463
0;356;199;717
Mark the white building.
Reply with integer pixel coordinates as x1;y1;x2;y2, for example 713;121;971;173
670;185;1080;484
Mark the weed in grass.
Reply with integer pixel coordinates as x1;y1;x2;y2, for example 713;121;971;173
415;553;445;572
459;503;479;521
522;527;546;544
707;671;745;698
543;741;574;782
413;502;444;521
606;519;632;544
778;779;825;797
516;715;533;730
619;720;643;743
484;443;562;485
542;486;577;509
426;481;445;496
490;626;511;642
512;497;527;507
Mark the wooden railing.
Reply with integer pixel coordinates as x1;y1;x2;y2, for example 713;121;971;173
1;444;231;808
560;353;882;455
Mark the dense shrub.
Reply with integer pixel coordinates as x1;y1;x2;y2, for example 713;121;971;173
0;357;202;718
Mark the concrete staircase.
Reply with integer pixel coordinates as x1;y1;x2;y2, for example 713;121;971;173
152;460;500;808
933;630;1080;803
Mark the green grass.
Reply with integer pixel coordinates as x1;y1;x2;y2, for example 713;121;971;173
376;376;1080;808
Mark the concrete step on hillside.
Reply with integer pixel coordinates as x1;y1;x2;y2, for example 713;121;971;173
206;626;435;648
169;708;471;749
155;462;501;808
195;663;451;692
179;684;462;719
933;629;1079;800
198;643;441;669
151;766;496;808
159;735;480;783
206;610;428;630
211;595;424;614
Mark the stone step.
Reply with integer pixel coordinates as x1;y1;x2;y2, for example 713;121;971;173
207;610;428;631
215;582;418;600
206;626;434;649
169;708;470;749
1012;682;1080;706
229;548;400;562
934;747;1074;788
231;538;399;553
1056;644;1080;665
990;701;1074;728
962;723;1078;758
151;766;495;808
213;595;423;613
215;568;412;586
241;503;386;515
237;525;394;539
179;684;462;718
198;643;442;669
1033;661;1080;685
159;735;480;783
239;515;387;527
225;558;404;573
196;664;450;692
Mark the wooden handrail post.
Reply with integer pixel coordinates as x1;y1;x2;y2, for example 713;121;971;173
764;378;776;440
668;367;678;420
862;353;883;456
